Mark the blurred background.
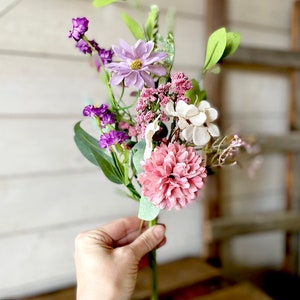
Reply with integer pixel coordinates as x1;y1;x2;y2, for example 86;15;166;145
0;0;299;298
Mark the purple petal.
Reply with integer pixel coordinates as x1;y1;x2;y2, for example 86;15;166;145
133;40;149;58
145;64;167;76
144;52;168;65
140;71;155;88
110;73;126;86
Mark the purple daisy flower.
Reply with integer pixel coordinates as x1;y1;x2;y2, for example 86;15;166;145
99;130;128;149
68;17;89;41
105;39;168;89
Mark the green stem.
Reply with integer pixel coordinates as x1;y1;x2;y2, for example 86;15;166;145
148;218;158;300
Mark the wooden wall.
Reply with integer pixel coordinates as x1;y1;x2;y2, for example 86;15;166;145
221;0;296;268
0;0;206;298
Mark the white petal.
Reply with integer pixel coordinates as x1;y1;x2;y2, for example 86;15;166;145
193;126;211;146
207;123;220;137
181;125;194;141
189;112;206;126
178;117;189;129
165;101;176;116
198;100;211;110
144;118;160;160
176;100;198;118
206;108;218;122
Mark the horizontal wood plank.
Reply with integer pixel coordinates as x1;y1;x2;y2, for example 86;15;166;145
256;132;300;152
196;282;272;300
224;46;300;71
204;210;300;242
132;257;221;299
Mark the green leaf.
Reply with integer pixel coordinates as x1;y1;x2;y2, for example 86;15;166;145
132;140;146;174
203;27;227;73
74;122;102;166
93;0;119;7
222;31;241;59
90;148;123;184
138;196;160;221
121;12;145;40
145;5;159;41
185;79;207;105
74;122;123;184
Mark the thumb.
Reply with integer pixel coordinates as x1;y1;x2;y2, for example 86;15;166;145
129;224;166;260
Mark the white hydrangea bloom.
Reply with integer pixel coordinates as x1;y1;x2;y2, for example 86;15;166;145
165;100;220;146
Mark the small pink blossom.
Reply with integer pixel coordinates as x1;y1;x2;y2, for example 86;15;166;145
138;142;207;210
171;72;193;95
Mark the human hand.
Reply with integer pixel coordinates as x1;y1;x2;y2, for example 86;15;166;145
74;216;166;300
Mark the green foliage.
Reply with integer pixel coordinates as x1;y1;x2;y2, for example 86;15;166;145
132;140;146;174
93;0;119;8
222;31;241;59
185;79;207;105
145;5;159;41
121;12;145;40
203;27;227;73
74;122;123;184
203;27;240;74
138;196;160;221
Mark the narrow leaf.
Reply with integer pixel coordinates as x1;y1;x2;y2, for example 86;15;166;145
121;12;145;40
93;0;119;7
138;196;160;221
90;149;123;184
145;5;159;41
222;31;241;59
203;27;227;73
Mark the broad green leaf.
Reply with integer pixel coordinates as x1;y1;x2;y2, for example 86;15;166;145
74;122;123;184
132;140;146;174
90;148;123;184
222;31;241;59
138;196;160;221
93;0;119;7
145;5;159;41
203;27;227;73
74;122;102;166
185;79;207;105
121;13;145;40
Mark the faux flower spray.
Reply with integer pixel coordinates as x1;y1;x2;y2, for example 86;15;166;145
69;1;253;298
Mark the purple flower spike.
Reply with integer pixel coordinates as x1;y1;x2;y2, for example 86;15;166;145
68;17;89;41
105;39;168;89
76;40;92;54
83;104;115;127
99;130;128;149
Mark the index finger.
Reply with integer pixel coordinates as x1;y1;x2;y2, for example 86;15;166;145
101;216;146;246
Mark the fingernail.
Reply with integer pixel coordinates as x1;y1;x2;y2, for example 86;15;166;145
153;225;165;240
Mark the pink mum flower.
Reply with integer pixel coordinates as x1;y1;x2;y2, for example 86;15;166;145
138;142;207;210
105;39;168;89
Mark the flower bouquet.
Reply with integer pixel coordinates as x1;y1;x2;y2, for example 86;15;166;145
68;1;253;299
